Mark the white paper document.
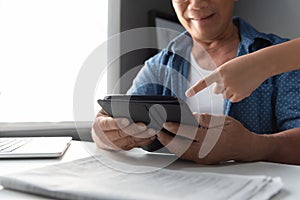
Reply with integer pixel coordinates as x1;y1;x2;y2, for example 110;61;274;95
0;155;283;200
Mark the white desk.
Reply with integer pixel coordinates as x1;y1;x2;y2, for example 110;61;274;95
0;141;299;199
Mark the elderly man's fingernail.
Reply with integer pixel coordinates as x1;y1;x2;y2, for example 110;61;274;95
121;118;130;126
163;122;171;129
137;124;147;131
148;128;156;136
115;118;130;127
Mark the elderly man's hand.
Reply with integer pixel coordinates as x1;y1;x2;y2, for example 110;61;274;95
92;109;156;151
157;113;267;164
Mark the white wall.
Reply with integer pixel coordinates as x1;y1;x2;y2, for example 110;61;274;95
234;0;299;39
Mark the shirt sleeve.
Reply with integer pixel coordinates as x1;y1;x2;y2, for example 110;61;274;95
126;63;161;95
126;55;169;96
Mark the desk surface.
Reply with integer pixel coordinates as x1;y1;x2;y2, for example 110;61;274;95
0;141;299;199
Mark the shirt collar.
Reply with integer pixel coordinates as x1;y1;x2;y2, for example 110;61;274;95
233;17;274;54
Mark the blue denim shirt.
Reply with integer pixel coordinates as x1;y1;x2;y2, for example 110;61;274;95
128;17;300;134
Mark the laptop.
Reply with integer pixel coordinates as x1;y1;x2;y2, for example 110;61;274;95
0;136;72;158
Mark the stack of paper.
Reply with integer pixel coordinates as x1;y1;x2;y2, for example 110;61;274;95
0;155;283;200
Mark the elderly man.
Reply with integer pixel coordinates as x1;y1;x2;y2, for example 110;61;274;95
92;0;300;165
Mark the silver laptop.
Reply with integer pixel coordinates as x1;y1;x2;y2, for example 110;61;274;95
0;136;72;158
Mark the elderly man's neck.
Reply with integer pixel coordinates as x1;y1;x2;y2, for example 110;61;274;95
192;24;240;68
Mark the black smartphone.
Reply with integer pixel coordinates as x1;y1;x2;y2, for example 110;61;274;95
97;95;198;152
